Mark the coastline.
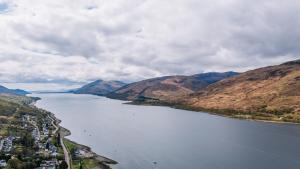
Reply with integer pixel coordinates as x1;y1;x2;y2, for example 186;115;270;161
32;98;117;169
124;100;300;125
26;92;300;169
59;125;118;166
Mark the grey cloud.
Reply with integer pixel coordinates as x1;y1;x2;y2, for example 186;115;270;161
12;23;102;57
0;0;299;85
222;1;300;58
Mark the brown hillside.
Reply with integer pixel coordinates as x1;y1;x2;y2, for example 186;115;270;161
184;60;300;121
107;72;238;101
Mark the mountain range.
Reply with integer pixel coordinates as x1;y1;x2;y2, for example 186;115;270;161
179;59;300;122
107;72;239;101
73;80;126;96
73;59;300;123
0;85;30;96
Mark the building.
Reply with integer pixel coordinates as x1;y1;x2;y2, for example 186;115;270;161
2;137;13;152
35;160;57;169
0;160;7;167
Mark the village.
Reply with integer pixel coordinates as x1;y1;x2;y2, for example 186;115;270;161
0;113;61;169
0;109;82;169
0;112;95;169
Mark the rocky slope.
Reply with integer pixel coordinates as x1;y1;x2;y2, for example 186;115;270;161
107;72;238;101
74;80;126;96
182;59;300;122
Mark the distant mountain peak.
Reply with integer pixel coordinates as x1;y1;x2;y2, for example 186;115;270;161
73;79;126;96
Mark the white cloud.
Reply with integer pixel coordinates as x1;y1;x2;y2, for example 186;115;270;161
0;0;299;85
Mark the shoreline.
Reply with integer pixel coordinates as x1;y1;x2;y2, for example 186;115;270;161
40;92;299;125
59;125;118;166
32;98;117;169
124;100;300;125
72;92;300;125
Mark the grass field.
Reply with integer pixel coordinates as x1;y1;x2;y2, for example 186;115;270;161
64;139;101;169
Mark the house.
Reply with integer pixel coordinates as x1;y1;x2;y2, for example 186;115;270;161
2;137;13;152
35;160;57;169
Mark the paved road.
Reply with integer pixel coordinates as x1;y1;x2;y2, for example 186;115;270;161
0;139;3;151
50;115;71;169
49;115;59;134
48;115;71;169
61;136;71;169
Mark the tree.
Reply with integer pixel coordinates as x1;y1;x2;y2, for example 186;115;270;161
79;159;83;169
6;158;22;169
70;147;76;159
59;160;68;169
20;133;34;147
57;132;61;146
21;162;36;169
46;142;50;150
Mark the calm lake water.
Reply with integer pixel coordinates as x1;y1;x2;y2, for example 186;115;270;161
32;93;300;169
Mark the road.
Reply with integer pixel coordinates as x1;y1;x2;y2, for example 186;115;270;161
0;139;3;151
51;115;71;169
47;114;71;169
61;136;71;169
48;115;59;134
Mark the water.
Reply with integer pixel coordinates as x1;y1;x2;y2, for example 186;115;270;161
32;93;300;169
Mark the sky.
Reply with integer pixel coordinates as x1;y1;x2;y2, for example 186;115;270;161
0;0;299;90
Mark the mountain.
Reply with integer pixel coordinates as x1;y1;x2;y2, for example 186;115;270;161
107;72;239;101
181;59;300;122
0;85;30;96
73;80;127;96
0;93;39;116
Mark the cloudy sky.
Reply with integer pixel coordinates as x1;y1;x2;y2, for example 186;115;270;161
0;0;299;88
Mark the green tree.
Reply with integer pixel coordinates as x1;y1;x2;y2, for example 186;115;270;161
6;158;22;169
59;160;68;169
79;159;83;169
20;133;34;147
